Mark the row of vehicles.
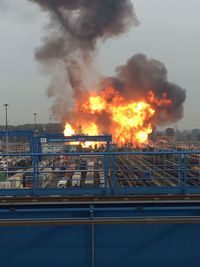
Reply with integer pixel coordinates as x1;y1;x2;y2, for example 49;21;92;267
0;169;53;189
0;157;56;189
0;169;32;189
57;157;105;189
0;155;105;189
0;157;33;172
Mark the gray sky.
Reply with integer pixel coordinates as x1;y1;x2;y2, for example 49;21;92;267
0;0;199;129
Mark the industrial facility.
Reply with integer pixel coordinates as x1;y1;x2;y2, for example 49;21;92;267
0;130;200;266
0;0;199;265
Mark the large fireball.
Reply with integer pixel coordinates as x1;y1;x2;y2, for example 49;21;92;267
63;86;172;146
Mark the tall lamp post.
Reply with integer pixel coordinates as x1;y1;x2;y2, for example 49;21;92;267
49;117;52;133
4;104;9;178
33;113;37;131
49;117;54;152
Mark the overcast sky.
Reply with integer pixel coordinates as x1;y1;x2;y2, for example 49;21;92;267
0;0;199;129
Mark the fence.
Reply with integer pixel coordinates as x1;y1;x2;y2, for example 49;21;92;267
0;150;200;196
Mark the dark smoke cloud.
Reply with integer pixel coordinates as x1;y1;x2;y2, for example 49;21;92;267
102;54;186;126
29;0;139;120
30;0;138;42
29;0;185;128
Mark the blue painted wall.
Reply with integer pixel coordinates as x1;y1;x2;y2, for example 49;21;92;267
0;224;199;267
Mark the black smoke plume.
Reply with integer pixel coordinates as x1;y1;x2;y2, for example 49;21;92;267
29;0;186;128
29;0;139;120
101;54;186;126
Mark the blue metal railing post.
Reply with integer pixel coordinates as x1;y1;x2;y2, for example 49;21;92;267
30;136;34;153
104;154;109;195
89;205;95;267
33;136;39;196
111;155;116;195
183;153;187;192
179;154;182;194
179;153;186;194
106;141;110;152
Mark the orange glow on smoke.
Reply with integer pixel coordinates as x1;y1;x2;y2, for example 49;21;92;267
148;90;172;107
63;86;172;146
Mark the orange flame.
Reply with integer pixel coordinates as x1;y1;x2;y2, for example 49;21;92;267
82;96;106;114
64;123;75;136
63;122;99;148
111;101;155;144
81;123;99;147
63;86;172;146
82;123;99;135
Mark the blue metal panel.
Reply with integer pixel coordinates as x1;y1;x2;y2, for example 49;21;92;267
113;186;181;195
38;133;112;143
0;223;199;267
0;223;200;267
0;201;200;267
0;130;34;138
95;224;200;267
0;225;91;267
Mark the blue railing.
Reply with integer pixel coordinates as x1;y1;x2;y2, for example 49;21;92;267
0;150;200;196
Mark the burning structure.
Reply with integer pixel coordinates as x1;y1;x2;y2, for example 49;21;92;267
30;0;186;146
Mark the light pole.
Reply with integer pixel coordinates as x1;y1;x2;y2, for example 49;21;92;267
33;113;37;130
49;117;52;133
4;104;8;132
49;117;54;152
4;104;9;179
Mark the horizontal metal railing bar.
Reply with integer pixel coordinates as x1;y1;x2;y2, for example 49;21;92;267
0;189;106;196
1;216;200;226
0;151;200;157
6;170;99;175
1;194;200;203
1;206;200;213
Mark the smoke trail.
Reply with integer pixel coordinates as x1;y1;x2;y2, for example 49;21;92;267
29;0;139;120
